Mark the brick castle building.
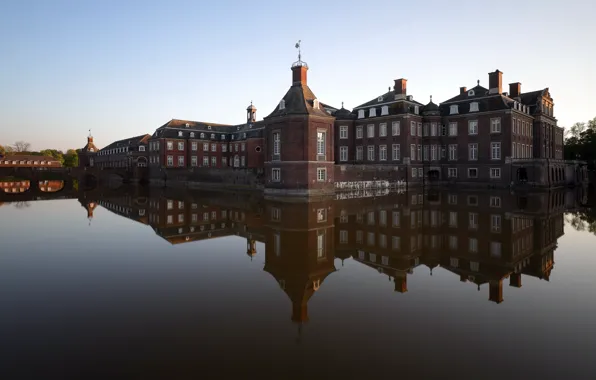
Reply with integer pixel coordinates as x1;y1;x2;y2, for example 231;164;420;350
81;52;588;193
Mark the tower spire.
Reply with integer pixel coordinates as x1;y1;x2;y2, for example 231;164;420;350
295;40;301;62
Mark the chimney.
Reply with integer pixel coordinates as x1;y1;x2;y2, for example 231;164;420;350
394;78;407;95
460;87;467;95
291;64;308;85
488;279;504;304
488;69;503;94
509;82;521;98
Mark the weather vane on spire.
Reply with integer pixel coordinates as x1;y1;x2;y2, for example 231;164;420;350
295;40;302;61
88;128;92;137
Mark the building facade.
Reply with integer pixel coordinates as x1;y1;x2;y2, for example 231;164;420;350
0;155;62;168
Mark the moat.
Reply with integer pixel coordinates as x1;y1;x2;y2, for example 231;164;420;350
1;185;595;379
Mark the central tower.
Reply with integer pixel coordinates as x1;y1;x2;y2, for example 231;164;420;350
263;46;336;197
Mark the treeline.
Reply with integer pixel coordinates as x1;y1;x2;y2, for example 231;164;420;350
0;141;79;168
564;117;596;170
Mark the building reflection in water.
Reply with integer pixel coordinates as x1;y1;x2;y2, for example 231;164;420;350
77;186;581;321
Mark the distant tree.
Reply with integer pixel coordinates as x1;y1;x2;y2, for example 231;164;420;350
12;141;31;152
0;145;5;156
63;149;79;167
40;149;65;165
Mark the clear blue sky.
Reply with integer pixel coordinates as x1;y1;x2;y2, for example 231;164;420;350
1;0;594;151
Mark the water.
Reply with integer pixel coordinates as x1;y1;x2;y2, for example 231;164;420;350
0;185;595;379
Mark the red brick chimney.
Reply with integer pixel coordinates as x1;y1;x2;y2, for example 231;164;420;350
292;65;308;85
488;70;502;94
509;82;521;98
394;78;407;95
488;279;504;303
460;87;467;95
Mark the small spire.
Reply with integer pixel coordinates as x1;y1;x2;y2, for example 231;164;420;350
388;86;391;93
341;101;344;108
88;128;92;137
430;95;433;102
295;40;302;61
477;79;480;86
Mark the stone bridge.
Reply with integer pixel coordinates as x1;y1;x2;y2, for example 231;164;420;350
0;166;148;185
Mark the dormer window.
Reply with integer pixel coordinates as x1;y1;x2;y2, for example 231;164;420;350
313;98;319;109
185;123;190;127
414;106;419;115
381;105;389;116
200;133;205;138
468;90;475;96
279;99;285;110
450;105;459;115
369;108;376;117
358;109;365;119
221;135;226;140
377;96;384;102
243;133;247;138
469;102;479;112
210;134;215;139
139;146;145;152
207;125;212;130
178;131;183;137
190;132;195;138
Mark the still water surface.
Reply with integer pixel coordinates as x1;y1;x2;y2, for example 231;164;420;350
1;187;595;379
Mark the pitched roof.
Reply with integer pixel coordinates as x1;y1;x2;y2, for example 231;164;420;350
0;154;60;162
354;88;424;110
441;84;490;104
264;83;334;119
439;94;511;115
101;134;151;151
519;89;545;106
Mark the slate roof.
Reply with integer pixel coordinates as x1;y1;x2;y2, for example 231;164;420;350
101;134;151;151
441;85;490;104
438;94;510;115
0;155;61;163
152;118;265;141
519;89;545;106
333;107;356;120
354;89;424;109
264;83;334;119
81;137;99;153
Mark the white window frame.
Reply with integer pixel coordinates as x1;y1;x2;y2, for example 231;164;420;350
468;167;478;178
468;120;478;135
317;168;327;182
448;168;458;178
339;146;348;162
367;124;375;138
491;142;501;160
273;132;280;156
339;126;348;139
392;121;400;136
272;168;281;182
469;102;479;112
392;144;400;161
490;168;501;178
356;126;363;139
367;145;375;161
449;122;458;136
491;118;502;133
379;123;387;137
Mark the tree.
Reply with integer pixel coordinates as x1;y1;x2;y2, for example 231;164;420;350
0;145;5;156
40;149;64;165
12;141;31;152
63;149;79;167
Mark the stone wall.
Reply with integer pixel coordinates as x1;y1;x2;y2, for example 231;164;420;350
149;167;264;190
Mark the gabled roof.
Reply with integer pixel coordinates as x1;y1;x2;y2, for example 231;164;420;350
354;89;425;110
439;94;510;115
101;134;151;151
157;119;234;132
264;83;333;119
519;89;546;106
0;154;60;163
441;84;490;104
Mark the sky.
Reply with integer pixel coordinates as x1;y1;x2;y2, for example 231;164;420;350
1;0;595;152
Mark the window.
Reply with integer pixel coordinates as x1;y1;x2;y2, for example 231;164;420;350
448;194;458;204
356;126;363;139
379;235;387;249
449;122;458;136
392;144;400;161
449;211;458;227
167;141;173;150
410;144;416;161
491;142;501;160
379;145;387;161
279;99;285;110
431;145;437;161
449;236;458;249
469;143;478;161
317;131;326;156
221;157;227;166
367;146;375;161
417;123;422;137
317;168;327;181
379;123;387;137
418;168;423;178
358;109;365;119
469;102;479;112
450;257;459;267
367;124;375;138
212;156;218;166
191;156;197;166
411;121;416;136
430;122;437;136
272;168;280;182
423;145;429;161
273;132;280;155
203;156;209;166
339;146;348;161
178;131;183;137
356;231;363;243
367;232;375;246
381;105;389;115
203;143;209;152
340;230;348;244
450;105;459;115
317;208;327;222
222;144;227;153
356;146;363;161
412;168;417;178
191;142;197;151
414;105;419;114
490;196;501;208
369;108;376;118
423;123;429;136
178;156;185;166
468;120;478;135
167;155;173;166
490;242;502;258
448;144;458;161
139;146;146;152
469;213;478;229
469;238;478;253
212;143;217;152
178;142;184;151
339;126;348;139
392;121;400;136
491;118;501;133
491;215;502;232
448;168;458;178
